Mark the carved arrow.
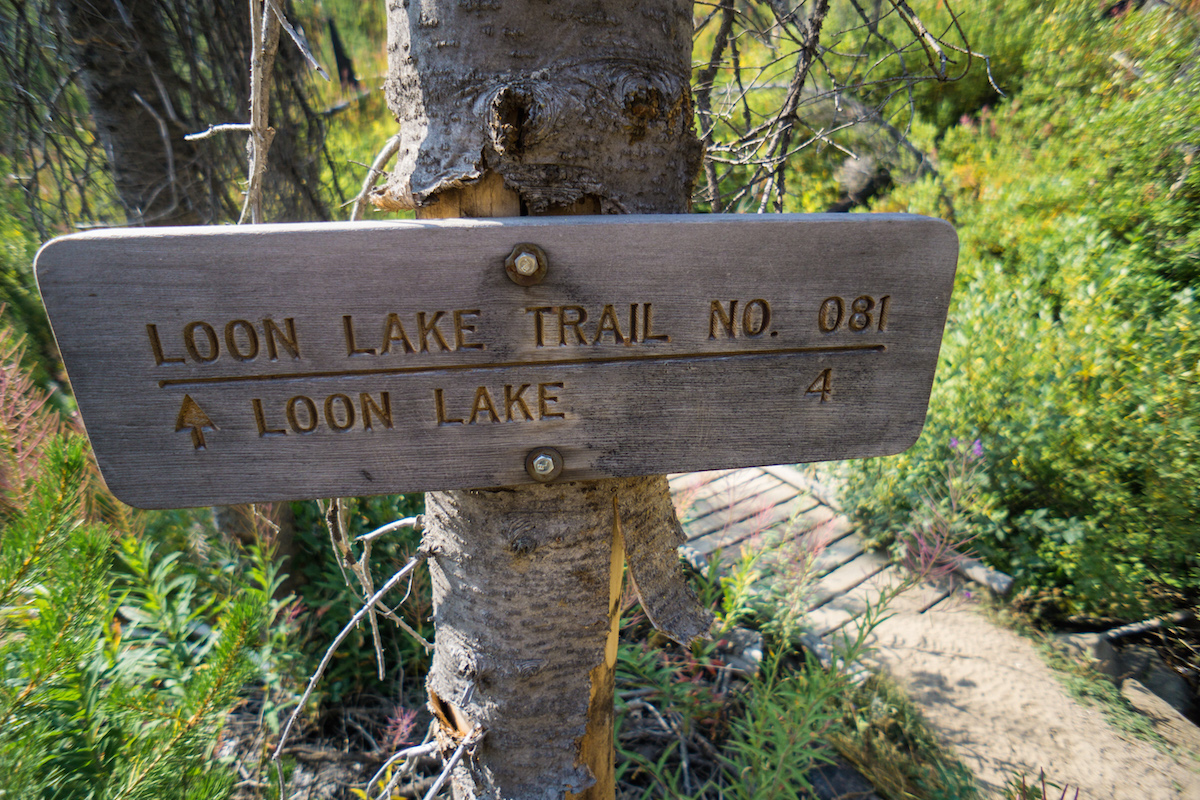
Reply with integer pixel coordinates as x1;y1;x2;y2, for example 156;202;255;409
175;394;216;450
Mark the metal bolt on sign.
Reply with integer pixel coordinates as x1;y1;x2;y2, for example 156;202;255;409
514;253;538;276
505;243;548;286
525;447;563;483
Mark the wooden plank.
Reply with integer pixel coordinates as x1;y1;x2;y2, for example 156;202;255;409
675;469;769;523
806;566;901;638
835;579;955;648
805;528;870;578
682;473;788;535
807;550;891;611
676;472;768;527
688;493;827;557
748;527;868;602
954;555;1014;596
794;511;857;550
36;213;958;508
761;464;844;511
732;508;859;573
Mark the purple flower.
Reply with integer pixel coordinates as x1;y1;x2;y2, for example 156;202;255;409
972;439;984;459
949;437;959;450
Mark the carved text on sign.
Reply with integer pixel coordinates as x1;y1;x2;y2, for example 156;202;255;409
143;295;890;445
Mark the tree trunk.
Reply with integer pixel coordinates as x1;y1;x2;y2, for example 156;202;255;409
52;0;333;226
57;0;208;225
55;0;311;574
378;2;709;797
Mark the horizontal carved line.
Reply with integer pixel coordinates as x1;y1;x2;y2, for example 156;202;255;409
157;344;887;389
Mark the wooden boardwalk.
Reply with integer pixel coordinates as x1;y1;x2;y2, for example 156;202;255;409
668;465;954;651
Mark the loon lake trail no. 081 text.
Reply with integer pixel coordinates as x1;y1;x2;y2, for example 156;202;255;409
35;213;957;508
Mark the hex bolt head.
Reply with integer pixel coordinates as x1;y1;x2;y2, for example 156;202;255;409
514;252;539;276
505;243;548;286
525;447;564;483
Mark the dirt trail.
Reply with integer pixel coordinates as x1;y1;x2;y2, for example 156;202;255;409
672;467;1200;798
867;591;1200;799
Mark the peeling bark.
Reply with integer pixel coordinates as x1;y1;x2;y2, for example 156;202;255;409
617;476;712;646
376;0;702;214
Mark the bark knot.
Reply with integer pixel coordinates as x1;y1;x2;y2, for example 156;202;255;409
481;82;562;156
508;534;537;556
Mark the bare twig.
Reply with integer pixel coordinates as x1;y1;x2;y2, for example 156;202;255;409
351;134;404;221
128;90;179;223
185;123;253;141
268;0;330;80
327;504;432;662
695;0;737;212
423;733;478;800
356;515;423;544
890;0;949;79
692;0;987;212
272;554;426;771
241;0;282;224
367;741;440;799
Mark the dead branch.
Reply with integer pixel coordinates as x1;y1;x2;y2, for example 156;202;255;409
357;515;423;544
422;731;479;800
351;133;404;221
185;123;253;141
268;0;329;80
241;0;282;224
693;0;992;212
272;554;427;772
324;502;431;673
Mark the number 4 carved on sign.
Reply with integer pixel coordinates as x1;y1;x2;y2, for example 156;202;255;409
805;368;833;403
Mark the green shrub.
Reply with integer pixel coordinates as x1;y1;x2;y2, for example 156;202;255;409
0;163;60;392
843;1;1200;619
0;318;282;799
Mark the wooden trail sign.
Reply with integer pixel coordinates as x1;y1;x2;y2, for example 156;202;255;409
36;213;957;509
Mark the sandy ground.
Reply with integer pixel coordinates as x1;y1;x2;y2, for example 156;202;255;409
864;590;1200;799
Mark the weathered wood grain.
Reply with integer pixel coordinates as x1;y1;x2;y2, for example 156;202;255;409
807;551;892;611
806;566;901;638
687;492;826;556
35;213;957;508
